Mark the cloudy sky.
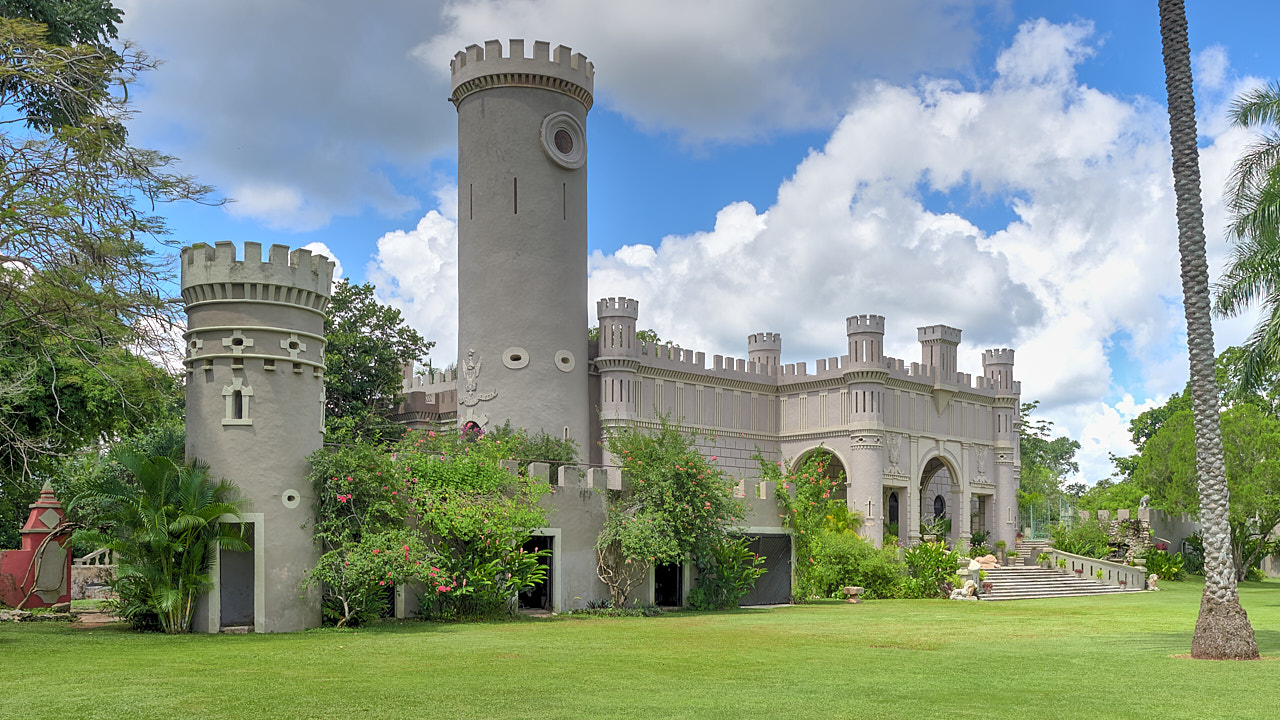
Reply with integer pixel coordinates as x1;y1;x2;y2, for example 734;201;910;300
114;1;1280;484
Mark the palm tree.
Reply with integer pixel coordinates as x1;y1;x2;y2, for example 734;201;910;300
75;451;247;633
1212;81;1280;388
1157;0;1259;659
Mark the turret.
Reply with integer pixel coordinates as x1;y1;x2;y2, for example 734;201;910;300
747;332;782;371
596;297;641;423
181;240;334;633
452;39;593;449
982;348;1016;393
918;324;962;382
846;314;885;369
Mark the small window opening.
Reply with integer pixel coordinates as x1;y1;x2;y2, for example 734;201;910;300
232;337;244;347
559;355;571;365
562;182;566;220
293;362;303;373
469;183;473;220
288;340;300;351
232;390;244;420
513;177;518;214
263;359;276;371
509;353;523;363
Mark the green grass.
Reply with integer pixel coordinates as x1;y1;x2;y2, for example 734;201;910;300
3;579;1278;719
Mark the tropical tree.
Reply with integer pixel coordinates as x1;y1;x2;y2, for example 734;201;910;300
1157;0;1258;659
0;8;212;536
1134;404;1280;581
71;451;247;633
324;280;433;443
1213;81;1280;391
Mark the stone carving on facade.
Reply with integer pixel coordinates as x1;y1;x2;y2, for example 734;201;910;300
976;445;987;480
885;432;903;474
459;348;498;408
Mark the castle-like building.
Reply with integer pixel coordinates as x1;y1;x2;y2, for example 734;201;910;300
181;39;1020;631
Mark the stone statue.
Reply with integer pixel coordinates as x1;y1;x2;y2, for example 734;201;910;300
1139;494;1150;509
1146;573;1159;591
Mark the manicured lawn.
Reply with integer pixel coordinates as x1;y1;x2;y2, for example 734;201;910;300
2;579;1278;719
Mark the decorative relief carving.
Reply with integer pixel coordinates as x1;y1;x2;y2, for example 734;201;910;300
221;329;254;355
976;446;987;479
460;348;498;408
886;432;902;474
280;333;307;359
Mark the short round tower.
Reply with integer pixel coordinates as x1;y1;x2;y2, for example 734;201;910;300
451;39;594;450
747;332;782;371
846;314;885;368
596;297;640;423
181;240;334;633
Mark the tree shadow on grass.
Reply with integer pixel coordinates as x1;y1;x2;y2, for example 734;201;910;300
1128;629;1280;657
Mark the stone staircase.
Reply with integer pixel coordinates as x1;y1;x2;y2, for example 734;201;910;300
979;565;1141;601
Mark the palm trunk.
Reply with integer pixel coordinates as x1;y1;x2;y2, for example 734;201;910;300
1158;0;1259;660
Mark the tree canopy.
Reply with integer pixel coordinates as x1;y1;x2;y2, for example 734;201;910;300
323;280;433;443
0;9;205;544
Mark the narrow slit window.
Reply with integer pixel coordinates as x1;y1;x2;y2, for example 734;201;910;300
562;182;566;219
469;183;473;219
513;177;518;214
232;390;244;420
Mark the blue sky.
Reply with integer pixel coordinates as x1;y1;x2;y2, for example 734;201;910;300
115;1;1280;483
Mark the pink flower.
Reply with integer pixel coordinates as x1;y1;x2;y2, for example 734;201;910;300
372;549;380;554
711;456;717;461
438;585;450;593
336;494;347;503
379;581;386;586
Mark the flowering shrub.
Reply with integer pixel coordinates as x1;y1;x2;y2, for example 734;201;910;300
756;447;865;601
598;418;756;608
307;428;566;624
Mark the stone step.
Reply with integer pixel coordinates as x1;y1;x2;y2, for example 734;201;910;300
976;565;1141;601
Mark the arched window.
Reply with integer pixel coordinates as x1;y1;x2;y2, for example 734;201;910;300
888;492;899;525
933;494;946;518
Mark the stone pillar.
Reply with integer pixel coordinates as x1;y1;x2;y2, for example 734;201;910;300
907;437;921;545
993;450;1017;548
181;241;333;633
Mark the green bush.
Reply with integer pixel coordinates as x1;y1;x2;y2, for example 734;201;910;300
1141;545;1185;581
687;536;767;610
902;541;962;598
800;531;904;600
1049;520;1111;559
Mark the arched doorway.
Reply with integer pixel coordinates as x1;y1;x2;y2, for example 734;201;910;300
792;448;847;503
919;457;959;544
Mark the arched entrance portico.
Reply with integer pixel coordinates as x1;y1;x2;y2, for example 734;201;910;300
792;448;848;504
918;456;961;545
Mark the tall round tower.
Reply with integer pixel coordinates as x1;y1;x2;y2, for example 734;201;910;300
182;241;333;633
983;348;1020;547
450;39;593;450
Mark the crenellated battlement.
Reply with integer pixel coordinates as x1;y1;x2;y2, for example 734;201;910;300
747;332;782;350
847;314;886;335
982;348;1016;366
597;296;639;319
180;241;335;299
450;39;594;110
918;324;962;344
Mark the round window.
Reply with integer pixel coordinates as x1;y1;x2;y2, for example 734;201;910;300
540;112;586;169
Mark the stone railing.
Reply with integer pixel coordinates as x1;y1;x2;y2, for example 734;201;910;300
1048;549;1147;589
71;548;116;600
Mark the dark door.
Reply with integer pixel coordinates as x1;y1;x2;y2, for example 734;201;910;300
654;562;683;606
518;535;553;610
219;523;254;627
738;534;792;606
